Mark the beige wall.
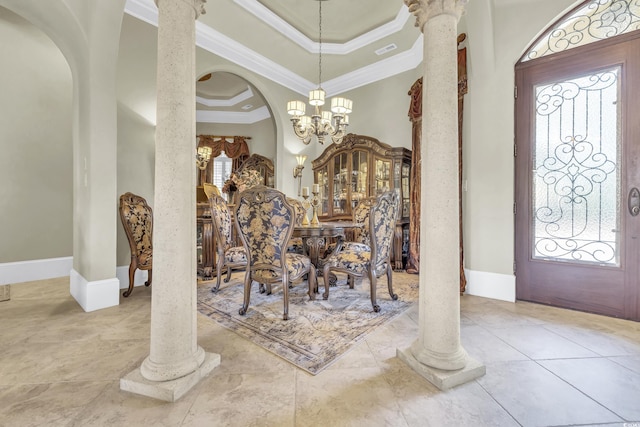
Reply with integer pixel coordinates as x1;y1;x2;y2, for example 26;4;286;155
0;6;73;263
1;0;588;286
460;0;578;275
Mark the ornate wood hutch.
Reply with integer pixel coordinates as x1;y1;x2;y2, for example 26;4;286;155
312;133;411;270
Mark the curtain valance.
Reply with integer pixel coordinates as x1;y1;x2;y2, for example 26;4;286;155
197;135;251;159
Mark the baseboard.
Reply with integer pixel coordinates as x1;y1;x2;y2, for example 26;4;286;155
0;257;148;291
464;269;515;302
116;265;149;290
70;269;120;312
0;256;73;285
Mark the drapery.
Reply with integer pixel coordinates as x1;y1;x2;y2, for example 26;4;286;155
196;135;251;183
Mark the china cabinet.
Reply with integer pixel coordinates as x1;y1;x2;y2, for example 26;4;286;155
312;133;411;270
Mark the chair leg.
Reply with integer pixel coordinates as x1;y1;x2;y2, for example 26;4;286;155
213;258;223;292
123;263;136;297
386;264;397;300
347;274;355;289
225;265;232;283
238;272;253;315
368;267;380;312
145;269;152;287
307;265;317;301
322;264;332;300
282;272;289;320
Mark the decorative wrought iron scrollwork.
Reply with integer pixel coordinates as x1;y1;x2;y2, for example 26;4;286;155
533;69;619;264
524;0;640;61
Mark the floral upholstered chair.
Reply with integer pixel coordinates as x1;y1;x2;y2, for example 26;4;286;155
322;191;399;312
209;194;248;292
322;197;374;288
235;186;317;320
286;197;306;254
119;192;153;297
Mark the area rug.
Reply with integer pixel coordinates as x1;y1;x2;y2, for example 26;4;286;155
197;271;418;375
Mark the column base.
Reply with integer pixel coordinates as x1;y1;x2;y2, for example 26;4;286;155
120;352;220;402
397;346;485;390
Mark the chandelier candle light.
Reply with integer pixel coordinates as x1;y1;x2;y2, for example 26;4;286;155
286;0;352;145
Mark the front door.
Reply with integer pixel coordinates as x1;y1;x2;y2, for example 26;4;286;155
515;32;640;320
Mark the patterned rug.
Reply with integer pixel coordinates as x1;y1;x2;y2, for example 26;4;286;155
197;271;419;375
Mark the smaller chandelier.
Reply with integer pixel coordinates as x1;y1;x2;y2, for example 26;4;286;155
286;0;353;145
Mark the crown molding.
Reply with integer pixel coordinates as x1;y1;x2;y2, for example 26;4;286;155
196;86;254;107
124;0;422;97
196;105;271;124
322;37;423;96
233;0;411;55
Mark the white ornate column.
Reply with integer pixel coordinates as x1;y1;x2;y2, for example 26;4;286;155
120;0;220;402
397;0;485;390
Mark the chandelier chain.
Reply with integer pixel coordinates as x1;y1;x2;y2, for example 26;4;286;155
318;0;322;88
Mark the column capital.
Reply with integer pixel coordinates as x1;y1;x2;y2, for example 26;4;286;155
404;0;467;31
155;0;207;18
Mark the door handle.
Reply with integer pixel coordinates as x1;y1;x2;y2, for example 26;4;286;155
629;187;640;216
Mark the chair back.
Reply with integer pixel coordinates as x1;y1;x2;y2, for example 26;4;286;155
235;186;294;283
119;192;153;267
287;197;306;226
369;191;399;270
203;183;221;199
352;197;374;245
209;194;234;252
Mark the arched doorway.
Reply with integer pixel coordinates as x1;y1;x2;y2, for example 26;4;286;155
515;0;640;320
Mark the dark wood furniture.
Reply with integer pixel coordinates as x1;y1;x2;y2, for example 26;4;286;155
292;222;348;269
311;133;411;270
236;154;275;187
119;192;153;297
196;153;274;281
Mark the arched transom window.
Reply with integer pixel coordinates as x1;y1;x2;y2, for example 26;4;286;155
523;0;640;61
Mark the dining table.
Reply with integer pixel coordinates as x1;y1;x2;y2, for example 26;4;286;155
292;221;361;287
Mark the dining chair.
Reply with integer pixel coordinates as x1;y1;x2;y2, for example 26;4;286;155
235;186;317;320
322;191;399;312
209;193;248;292
118;192;153;297
286;197;306;254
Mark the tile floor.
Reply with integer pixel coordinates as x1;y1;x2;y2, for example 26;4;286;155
1;274;640;427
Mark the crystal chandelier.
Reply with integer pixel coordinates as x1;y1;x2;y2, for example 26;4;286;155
286;0;353;145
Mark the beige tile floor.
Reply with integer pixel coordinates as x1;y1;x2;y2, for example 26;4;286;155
1;274;640;427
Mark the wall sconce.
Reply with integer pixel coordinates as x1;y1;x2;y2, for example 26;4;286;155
196;145;212;171
293;154;307;197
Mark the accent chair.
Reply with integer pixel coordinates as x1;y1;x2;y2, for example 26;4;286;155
118;192;153;297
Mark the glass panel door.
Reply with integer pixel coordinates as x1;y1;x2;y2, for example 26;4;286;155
532;68;620;265
515;33;640;320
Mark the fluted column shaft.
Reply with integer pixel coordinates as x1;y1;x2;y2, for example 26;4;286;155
406;0;468;370
140;0;207;382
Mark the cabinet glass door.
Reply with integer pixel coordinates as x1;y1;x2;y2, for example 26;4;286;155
351;150;368;209
375;159;391;194
316;167;329;216
402;163;410;218
333;153;349;215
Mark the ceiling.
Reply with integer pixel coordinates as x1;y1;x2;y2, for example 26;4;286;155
124;0;539;124
124;0;427;124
